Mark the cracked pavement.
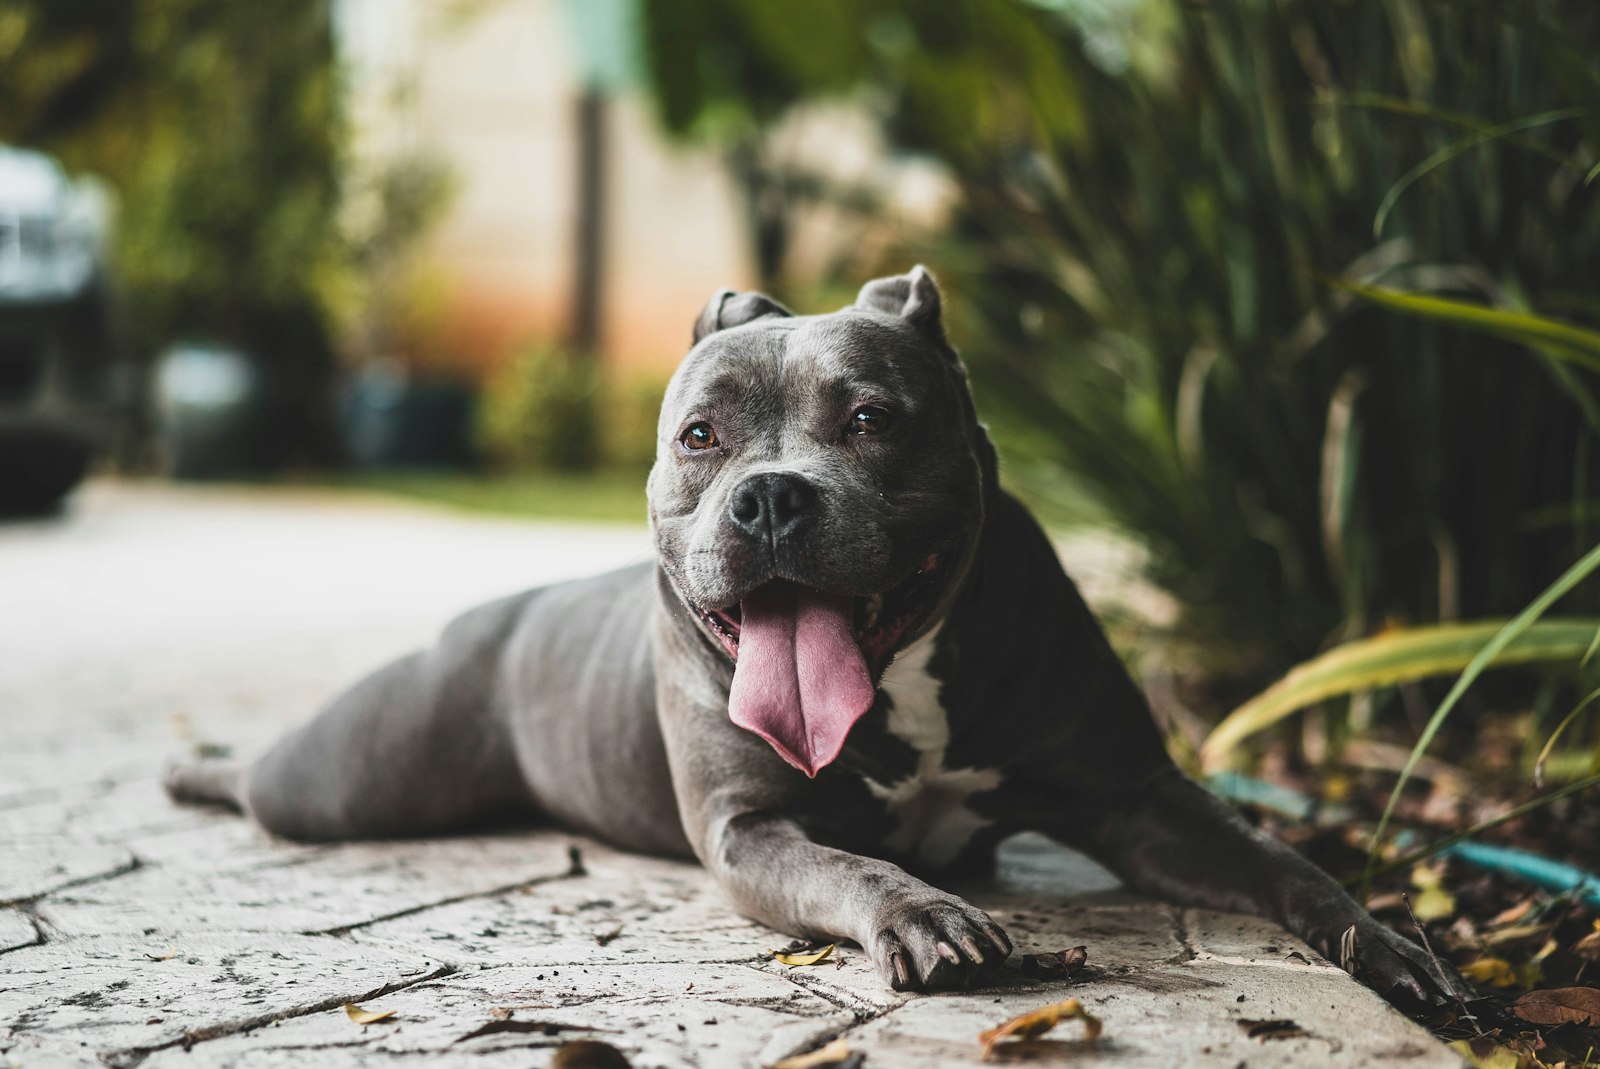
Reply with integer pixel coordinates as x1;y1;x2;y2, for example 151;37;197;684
0;482;1460;1067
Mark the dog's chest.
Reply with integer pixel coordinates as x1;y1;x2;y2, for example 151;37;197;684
857;628;1002;868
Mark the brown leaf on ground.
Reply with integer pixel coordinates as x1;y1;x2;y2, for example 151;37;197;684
1573;922;1600;960
1479;923;1554;950
551;1039;633;1069
142;949;177;962
343;1002;397;1025
1020;945;1088;980
1511;986;1600;1027
1239;1018;1307;1041
1486;898;1537;928
769;1037;861;1069
772;942;835;967
978;999;1101;1060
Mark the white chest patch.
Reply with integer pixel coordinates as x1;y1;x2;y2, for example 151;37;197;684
864;627;1002;868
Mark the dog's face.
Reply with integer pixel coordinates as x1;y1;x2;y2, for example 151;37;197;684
647;267;990;776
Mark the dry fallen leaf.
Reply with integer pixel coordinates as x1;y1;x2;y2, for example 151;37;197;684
1573;921;1600;961
1239;1018;1307;1041
1409;864;1456;922
1459;957;1519;989
1485;898;1536;928
1020;945;1088;980
1511;987;1600;1027
978;998;1101;1059
142;949;177;962
772;943;835;967
343;1002;397;1025
1478;923;1553;950
455;1018;605;1043
769;1037;857;1069
1448;1038;1524;1069
550;1039;633;1069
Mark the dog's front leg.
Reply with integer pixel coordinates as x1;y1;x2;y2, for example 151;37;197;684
706;809;1011;990
1038;766;1472;1007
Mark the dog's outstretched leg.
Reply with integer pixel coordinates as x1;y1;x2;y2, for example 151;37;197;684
166;593;537;841
1041;766;1475;1008
164;758;245;812
709;811;1013;991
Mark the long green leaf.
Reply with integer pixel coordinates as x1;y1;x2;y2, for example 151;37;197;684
1333;282;1600;373
1534;685;1600;787
1353;770;1600;886
1364;544;1600;888
1199;618;1600;769
1372;107;1587;238
1323;92;1579;168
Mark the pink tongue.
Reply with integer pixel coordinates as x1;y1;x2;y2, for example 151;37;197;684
727;582;875;777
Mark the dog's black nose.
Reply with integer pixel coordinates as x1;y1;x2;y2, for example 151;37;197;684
729;472;817;541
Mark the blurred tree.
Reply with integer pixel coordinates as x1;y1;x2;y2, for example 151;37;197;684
0;0;348;467
640;0;1600;705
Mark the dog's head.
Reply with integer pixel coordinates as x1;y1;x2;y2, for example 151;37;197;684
647;266;994;777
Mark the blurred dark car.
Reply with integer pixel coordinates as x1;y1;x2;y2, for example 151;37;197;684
0;144;118;512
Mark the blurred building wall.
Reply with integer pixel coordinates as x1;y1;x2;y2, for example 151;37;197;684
337;0;754;375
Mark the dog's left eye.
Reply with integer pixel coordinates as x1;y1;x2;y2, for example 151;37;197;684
848;405;894;436
681;422;718;450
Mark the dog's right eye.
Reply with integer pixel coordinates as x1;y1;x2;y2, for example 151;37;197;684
680;422;718;451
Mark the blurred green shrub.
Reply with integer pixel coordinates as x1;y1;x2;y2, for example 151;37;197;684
0;0;450;468
479;346;663;474
642;0;1600;700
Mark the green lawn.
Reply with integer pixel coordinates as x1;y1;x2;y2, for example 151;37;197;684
319;469;650;524
311;467;1101;532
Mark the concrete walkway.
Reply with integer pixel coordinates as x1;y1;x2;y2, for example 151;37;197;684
0;482;1458;1068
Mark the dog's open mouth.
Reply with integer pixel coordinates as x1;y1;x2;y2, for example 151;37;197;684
694;552;944;666
691;553;947;778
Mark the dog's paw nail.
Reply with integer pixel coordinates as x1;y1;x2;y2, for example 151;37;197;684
959;936;986;963
935;940;961;964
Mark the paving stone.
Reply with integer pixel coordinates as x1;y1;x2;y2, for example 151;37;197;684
1184;905;1336;968
137;963;852;1069
40;830;578;938
0;839;137;906
349;839;770;969
847;957;1459;1068
0;777;220;847
0;932;445;1066
0;909;38;953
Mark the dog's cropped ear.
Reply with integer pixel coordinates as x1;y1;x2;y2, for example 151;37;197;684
854;265;947;347
693;289;793;345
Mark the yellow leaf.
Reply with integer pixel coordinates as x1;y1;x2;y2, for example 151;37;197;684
1408;864;1455;922
344;1002;397;1025
1479;923;1553;949
1199;618;1600;768
1458;958;1518;989
978;999;1102;1060
772;944;834;967
1448;1038;1524;1069
769;1038;854;1069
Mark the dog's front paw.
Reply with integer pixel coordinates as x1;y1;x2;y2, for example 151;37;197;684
1336;917;1475;1009
867;893;1012;991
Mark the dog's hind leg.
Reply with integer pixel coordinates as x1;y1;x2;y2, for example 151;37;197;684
164;757;246;811
166;593;536;841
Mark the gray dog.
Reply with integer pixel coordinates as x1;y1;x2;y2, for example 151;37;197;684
169;268;1467;1005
